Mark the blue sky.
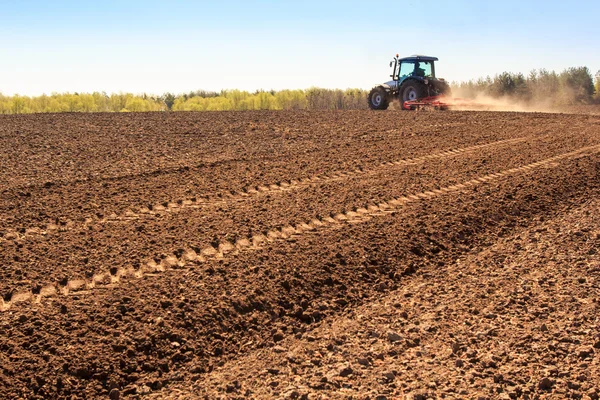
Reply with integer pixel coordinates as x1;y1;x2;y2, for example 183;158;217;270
1;0;598;96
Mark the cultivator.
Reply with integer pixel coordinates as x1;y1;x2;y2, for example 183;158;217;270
402;95;449;110
402;96;485;111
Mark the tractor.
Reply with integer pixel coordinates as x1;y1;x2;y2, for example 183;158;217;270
367;54;451;110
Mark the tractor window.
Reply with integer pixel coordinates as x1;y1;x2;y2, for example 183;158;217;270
418;61;433;77
399;61;434;78
399;62;415;79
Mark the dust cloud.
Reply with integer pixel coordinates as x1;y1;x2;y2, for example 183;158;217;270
446;92;557;113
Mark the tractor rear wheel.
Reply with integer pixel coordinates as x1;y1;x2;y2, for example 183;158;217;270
400;80;427;103
367;87;389;110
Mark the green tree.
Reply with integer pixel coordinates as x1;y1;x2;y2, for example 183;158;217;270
490;72;529;99
256;91;277;110
558;66;594;103
124;98;146;112
162;92;176;110
11;95;26;114
275;90;307;110
0;93;10;114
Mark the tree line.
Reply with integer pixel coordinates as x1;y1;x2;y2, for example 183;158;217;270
0;92;164;114
0;89;369;114
454;67;599;106
0;67;598;114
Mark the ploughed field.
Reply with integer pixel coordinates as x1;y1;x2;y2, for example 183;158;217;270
0;110;599;399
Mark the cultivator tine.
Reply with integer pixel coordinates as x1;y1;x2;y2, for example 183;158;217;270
403;95;450;111
402;96;492;111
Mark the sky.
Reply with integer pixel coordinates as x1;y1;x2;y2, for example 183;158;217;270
1;0;599;96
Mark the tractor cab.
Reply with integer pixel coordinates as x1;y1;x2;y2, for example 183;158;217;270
390;55;438;84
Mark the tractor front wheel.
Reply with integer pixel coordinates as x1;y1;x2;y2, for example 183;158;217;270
367;87;390;110
400;80;427;103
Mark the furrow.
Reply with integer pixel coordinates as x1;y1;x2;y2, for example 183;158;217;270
0;137;527;242
2;142;597;312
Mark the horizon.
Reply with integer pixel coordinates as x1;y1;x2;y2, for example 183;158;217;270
1;0;599;97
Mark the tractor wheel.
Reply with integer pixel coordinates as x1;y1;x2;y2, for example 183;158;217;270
400;80;427;103
367;87;389;110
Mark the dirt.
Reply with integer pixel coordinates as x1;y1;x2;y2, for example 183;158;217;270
0;110;599;399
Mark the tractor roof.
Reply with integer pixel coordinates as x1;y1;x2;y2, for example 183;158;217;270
399;55;438;62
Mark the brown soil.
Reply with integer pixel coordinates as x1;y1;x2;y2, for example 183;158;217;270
1;110;599;399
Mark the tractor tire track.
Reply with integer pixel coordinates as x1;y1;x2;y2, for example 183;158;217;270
2;142;598;312
0;137;527;243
